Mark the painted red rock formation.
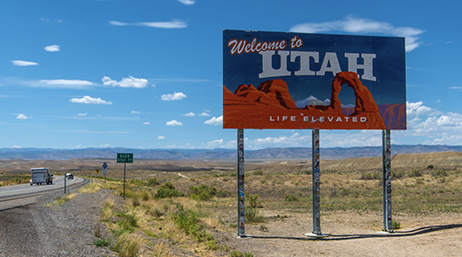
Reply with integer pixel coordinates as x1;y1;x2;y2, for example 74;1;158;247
223;72;388;129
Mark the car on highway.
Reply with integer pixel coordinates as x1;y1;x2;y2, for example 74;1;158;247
66;173;74;179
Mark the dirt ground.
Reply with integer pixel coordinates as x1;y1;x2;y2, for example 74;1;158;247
219;210;462;257
2;155;462;256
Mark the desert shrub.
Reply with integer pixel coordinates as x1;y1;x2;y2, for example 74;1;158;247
173;207;216;244
154;182;183;199
432;169;448;177
253;169;263;176
148;207;164;218
427;165;434;169
132;197;140;207
93;238;111;247
231;251;254;257
391;170;406;179
174;207;199;236
245;193;261;208
141;191;150;201
392;220;401;230
114;212;138;235
130;179;145;187
216;190;231;197
146;178;160;186
244;207;265;223
408;168;422;177
415;178;425;185
360;172;380;180
188;184;217;201
285;194;299;202
112;233;142;257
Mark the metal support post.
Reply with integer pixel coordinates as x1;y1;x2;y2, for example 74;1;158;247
312;129;321;234
123;162;126;200
306;129;328;237
382;130;393;232
237;129;245;237
64;174;66;194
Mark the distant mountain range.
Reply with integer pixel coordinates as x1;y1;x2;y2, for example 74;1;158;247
1;145;462;160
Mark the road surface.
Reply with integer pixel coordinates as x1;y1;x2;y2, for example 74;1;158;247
0;176;86;211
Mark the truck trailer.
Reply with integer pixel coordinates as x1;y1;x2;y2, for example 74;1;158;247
30;168;53;185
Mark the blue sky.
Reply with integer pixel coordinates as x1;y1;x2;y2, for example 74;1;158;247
1;0;461;150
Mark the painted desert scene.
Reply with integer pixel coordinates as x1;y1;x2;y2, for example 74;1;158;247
224;71;406;130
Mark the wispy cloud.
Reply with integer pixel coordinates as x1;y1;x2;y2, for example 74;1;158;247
198;112;210;117
204;115;222;125
183;112;196;117
161;92;187;101
290;16;424;52
38;79;95;88
11;60;39;66
102;76;149;88
178;0;195;5
44;45;60;52
166;120;183;126
143;122;150;125
78;113;87;116
69;96;112;105
110;19;187;29
158;136;165;140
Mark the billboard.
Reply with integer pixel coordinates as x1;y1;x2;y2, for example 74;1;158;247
223;30;406;130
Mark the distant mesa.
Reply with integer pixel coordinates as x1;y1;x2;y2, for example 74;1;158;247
224;71;405;129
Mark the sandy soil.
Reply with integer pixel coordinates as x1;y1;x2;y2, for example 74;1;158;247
218;211;462;257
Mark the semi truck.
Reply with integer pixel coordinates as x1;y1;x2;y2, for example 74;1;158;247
30;168;53;185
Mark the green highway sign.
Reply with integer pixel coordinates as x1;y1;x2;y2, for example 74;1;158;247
117;153;133;163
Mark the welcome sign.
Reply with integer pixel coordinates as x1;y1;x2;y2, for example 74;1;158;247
223;30;406;130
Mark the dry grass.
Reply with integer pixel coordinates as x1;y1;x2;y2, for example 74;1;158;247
53;193;78;205
2;153;462;256
78;181;102;193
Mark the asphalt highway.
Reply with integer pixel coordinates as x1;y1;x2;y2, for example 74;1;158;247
0;176;85;207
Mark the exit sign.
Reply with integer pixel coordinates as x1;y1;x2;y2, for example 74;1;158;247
117;153;133;163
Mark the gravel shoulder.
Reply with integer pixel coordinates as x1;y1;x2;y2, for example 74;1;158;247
0;185;117;257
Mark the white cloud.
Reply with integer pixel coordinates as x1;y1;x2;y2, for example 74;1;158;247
44;45;60;52
131;111;141;114
390;102;462;145
143;122;150;125
11;60;39;66
198;112;210;117
183;112;196;117
69;96;112;105
158;136;165;140
178;0;195;5
407;101;441;118
204;115;223;125
109;21;128;26
38;79;95;88
110;19;187;29
102;76;148;88
204;139;224;149
290;16;424;52
161;92;187;101
78;113;87;116
166;120;183;126
16;114;28;120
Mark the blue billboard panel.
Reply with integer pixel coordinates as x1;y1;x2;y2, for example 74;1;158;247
223;30;406;130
